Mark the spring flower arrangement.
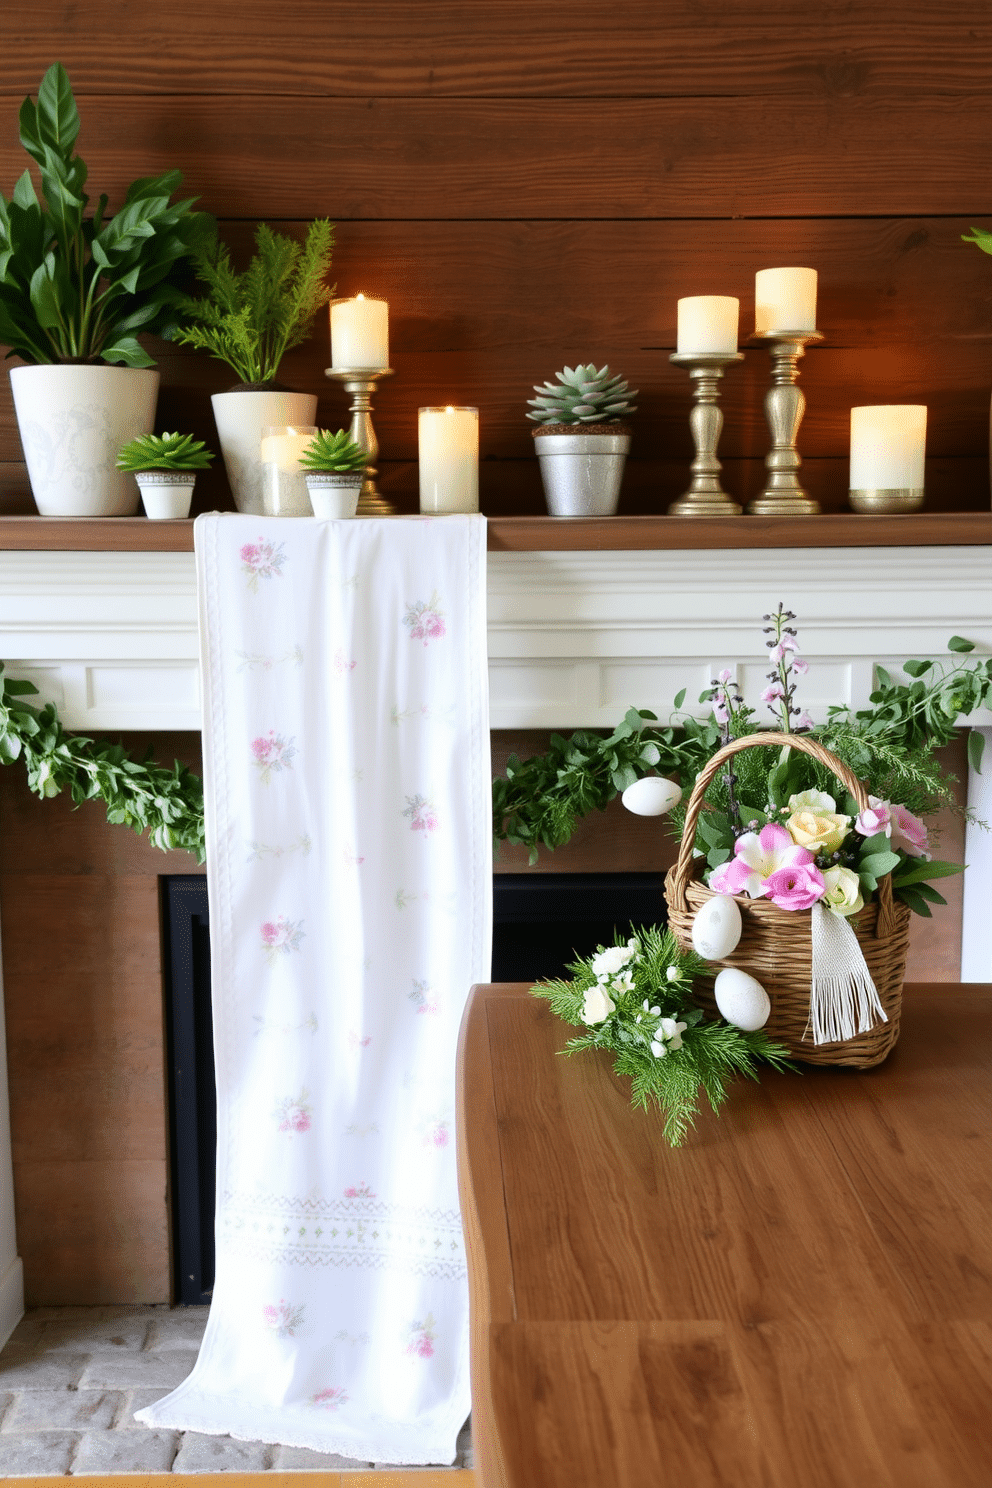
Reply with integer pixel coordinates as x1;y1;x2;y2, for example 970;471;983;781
532;924;793;1146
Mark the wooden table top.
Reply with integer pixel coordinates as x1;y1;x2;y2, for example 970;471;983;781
456;982;992;1488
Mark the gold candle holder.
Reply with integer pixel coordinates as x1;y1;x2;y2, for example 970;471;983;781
747;331;823;516
324;367;394;516
668;352;744;516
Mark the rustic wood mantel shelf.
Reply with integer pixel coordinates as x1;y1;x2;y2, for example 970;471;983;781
0;511;988;552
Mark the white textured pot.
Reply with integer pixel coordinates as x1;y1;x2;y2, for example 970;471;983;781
304;472;363;519
212;390;318;514
10;364;159;517
135;471;196;520
534;426;631;517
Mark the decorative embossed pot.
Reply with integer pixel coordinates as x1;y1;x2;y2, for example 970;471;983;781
533;422;631;517
10;364;159;517
211;390;318;514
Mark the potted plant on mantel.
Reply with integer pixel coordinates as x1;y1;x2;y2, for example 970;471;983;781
0;63;213;517
116;431;215;521
298;428;368;518
527;362;637;516
168;221;334;513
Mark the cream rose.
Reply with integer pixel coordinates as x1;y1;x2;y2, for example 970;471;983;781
580;984;616;1025
821;865;864;918
788;789;837;814
786;808;851;855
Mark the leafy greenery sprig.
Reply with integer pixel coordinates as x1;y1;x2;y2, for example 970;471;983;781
532;925;794;1145
117;431;214;473
170;220;334;386
0;63;214;367
0;665;204;859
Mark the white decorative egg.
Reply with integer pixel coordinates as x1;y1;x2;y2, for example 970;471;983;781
713;967;771;1032
691;894;743;960
621;776;682;817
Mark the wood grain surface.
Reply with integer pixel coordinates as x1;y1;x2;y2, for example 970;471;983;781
456;983;992;1487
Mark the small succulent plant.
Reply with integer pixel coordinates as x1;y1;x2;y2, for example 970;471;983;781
526;363;638;426
116;432;215;472
298;429;368;473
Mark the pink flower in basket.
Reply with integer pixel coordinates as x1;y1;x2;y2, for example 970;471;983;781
890;803;929;858
762;861;826;912
709;822;813;900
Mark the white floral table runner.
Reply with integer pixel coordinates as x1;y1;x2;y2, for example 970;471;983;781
137;513;491;1464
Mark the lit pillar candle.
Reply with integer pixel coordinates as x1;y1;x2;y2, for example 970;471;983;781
419;406;479;513
259;427;313;470
850;405;927;490
754;268;818;334
330;295;389;369
676;296;739;354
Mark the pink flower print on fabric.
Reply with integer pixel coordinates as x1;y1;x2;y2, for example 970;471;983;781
241;538;287;593
405;1313;437;1359
709;823;814;900
347;1031;372;1050
409;979;439;1015
273;1088;313;1134
263;1299;305;1338
402;794;439;834
343;1180;376;1199
260;915;306;963
403;590;446;647
251;731;297;785
333;647;357;675
420;1115;450;1149
310;1386;349;1411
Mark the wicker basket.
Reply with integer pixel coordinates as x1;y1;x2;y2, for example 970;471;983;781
664;731;911;1068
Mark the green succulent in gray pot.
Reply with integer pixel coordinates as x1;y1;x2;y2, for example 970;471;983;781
299;428;367;520
0;63;215;516
527;363;637;517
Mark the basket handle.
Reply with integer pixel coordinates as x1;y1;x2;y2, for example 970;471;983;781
669;730;896;938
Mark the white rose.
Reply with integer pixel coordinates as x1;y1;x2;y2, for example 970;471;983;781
822;865;864;918
591;945;633;978
788;789;837;814
580;985;616;1025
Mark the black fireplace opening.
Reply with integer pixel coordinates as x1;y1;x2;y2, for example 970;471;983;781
161;871;667;1303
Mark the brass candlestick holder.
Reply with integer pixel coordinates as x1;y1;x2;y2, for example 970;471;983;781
748;331;823;516
668;352;744;516
324;367;394;516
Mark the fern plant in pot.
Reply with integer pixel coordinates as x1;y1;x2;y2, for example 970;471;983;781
527;363;637;516
0;64;213;516
168;221;334;513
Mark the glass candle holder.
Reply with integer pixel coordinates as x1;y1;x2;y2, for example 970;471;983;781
418;407;479;513
259;425;317;517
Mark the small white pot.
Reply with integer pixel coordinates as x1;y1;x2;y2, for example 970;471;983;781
135;472;197;520
304;472;363;519
10;364;159;517
212;390;318;514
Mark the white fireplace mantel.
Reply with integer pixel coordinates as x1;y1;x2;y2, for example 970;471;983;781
0;539;988;981
0;537;989;1342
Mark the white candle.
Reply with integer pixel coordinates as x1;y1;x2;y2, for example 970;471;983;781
754;267;818;334
676;295;739;354
850;405;927;490
419;407;479;513
330;295;389;369
259;428;313;470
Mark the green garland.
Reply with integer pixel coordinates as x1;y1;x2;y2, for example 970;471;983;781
0;635;988;877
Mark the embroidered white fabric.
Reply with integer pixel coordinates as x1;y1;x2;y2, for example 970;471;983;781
136;512;491;1464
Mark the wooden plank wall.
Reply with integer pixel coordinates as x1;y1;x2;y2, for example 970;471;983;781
2;2;992;516
0;4;985;1301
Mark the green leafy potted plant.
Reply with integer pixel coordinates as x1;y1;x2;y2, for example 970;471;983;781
298;428;367;518
0;63;213;516
168;221;334;513
116;432;214;520
527;363;637;516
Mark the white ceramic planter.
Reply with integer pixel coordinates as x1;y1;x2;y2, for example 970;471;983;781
304;472;363;519
10;365;159;517
135;472;196;520
211;390;318;514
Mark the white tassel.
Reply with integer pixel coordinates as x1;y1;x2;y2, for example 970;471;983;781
808;901;887;1045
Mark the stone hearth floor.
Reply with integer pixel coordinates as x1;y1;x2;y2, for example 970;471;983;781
0;1307;473;1476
